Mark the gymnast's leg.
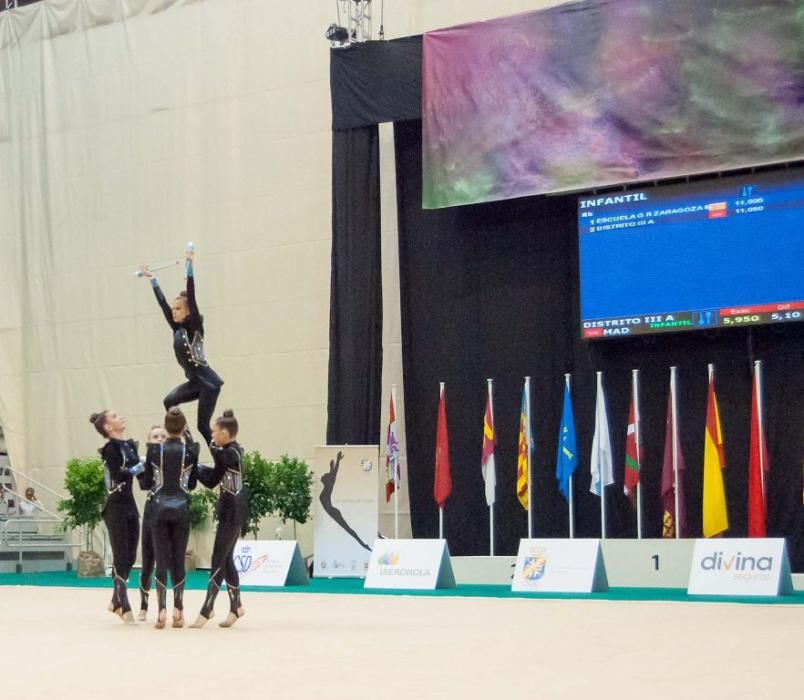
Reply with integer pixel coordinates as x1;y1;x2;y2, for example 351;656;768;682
138;509;155;620
219;529;245;628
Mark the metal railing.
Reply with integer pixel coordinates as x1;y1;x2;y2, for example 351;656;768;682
2;469;108;566
0;517;82;571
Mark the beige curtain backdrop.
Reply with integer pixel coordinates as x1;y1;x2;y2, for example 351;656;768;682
0;0;336;560
0;0;559;562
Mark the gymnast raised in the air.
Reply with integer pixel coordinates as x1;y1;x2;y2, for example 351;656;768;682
140;245;223;447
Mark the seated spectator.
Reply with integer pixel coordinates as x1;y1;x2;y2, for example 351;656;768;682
18;487;41;517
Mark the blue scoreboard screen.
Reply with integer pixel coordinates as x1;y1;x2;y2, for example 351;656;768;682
578;169;804;339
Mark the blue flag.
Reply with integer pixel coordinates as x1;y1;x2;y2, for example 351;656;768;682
555;382;578;501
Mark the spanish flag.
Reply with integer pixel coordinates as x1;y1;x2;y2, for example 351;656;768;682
702;365;729;537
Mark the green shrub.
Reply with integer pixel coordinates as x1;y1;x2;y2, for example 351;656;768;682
198;451;313;539
267;454;313;525
57;457;106;547
188;490;209;531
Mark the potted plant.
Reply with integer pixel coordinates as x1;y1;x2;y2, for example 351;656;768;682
185;490;210;571
241;450;275;539
58;457;106;577
266;454;314;539
196;451;313;541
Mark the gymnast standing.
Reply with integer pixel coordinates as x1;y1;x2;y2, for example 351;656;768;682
191;409;248;628
90;410;143;623
142;407;199;629
141;246;223;447
136;424;167;621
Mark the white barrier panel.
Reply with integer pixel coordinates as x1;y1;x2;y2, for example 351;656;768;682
233;540;309;587
687;538;793;596
364;539;456;590
313;446;379;578
601;539;695;588
512;539;608;593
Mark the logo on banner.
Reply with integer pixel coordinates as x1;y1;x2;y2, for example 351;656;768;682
234;547;268;575
378;551;400;566
361;459;373;472
522;550;547;581
376;550;431;577
698;551;773;581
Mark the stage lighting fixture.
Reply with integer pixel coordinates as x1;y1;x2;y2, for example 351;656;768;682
326;23;350;45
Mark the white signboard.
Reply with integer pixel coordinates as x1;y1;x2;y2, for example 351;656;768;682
364;538;455;590
512;539;608;593
232;540;309;587
313;445;379;578
687;538;793;596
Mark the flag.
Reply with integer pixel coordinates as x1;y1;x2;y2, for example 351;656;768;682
747;368;770;537
702;368;729;538
433;387;452;508
661;384;687;538
590;375;614;496
385;392;400;502
481;388;497;506
623;395;641;504
703;368;729;537
555;382;577;501
516;383;531;510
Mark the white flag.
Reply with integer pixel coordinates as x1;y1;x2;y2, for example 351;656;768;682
590;373;614;496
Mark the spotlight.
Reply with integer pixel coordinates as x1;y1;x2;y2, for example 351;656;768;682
325;23;350;45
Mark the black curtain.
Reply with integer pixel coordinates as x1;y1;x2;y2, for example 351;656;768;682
326;126;383;445
330;38;422;129
395;120;804;568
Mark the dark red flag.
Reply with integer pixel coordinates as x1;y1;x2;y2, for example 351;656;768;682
748;371;770;537
433;388;452;508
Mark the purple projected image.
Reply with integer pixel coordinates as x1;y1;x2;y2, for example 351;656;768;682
422;0;804;209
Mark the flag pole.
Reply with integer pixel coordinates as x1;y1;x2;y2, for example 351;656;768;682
670;366;680;540
525;376;533;539
597;371;607;539
565;373;575;539
487;378;495;557
392;384;399;539
633;369;643;539
754;361;766;504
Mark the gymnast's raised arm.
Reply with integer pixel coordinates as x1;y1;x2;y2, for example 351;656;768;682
141;266;177;330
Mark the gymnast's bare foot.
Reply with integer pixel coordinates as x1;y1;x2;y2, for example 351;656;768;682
172;609;184;628
189;611;213;628
219;607;245;628
155;609;167;629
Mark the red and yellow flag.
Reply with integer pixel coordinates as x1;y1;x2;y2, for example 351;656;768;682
516;384;530;510
702;367;728;537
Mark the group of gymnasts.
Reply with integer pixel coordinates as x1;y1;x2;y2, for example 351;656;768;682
88;248;247;628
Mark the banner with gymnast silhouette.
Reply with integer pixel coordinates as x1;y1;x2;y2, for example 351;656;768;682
313;446;379;578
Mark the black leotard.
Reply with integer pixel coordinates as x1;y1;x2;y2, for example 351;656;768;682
100;438;141;614
151;261;223;445
196;441;248;618
142;437;199;615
